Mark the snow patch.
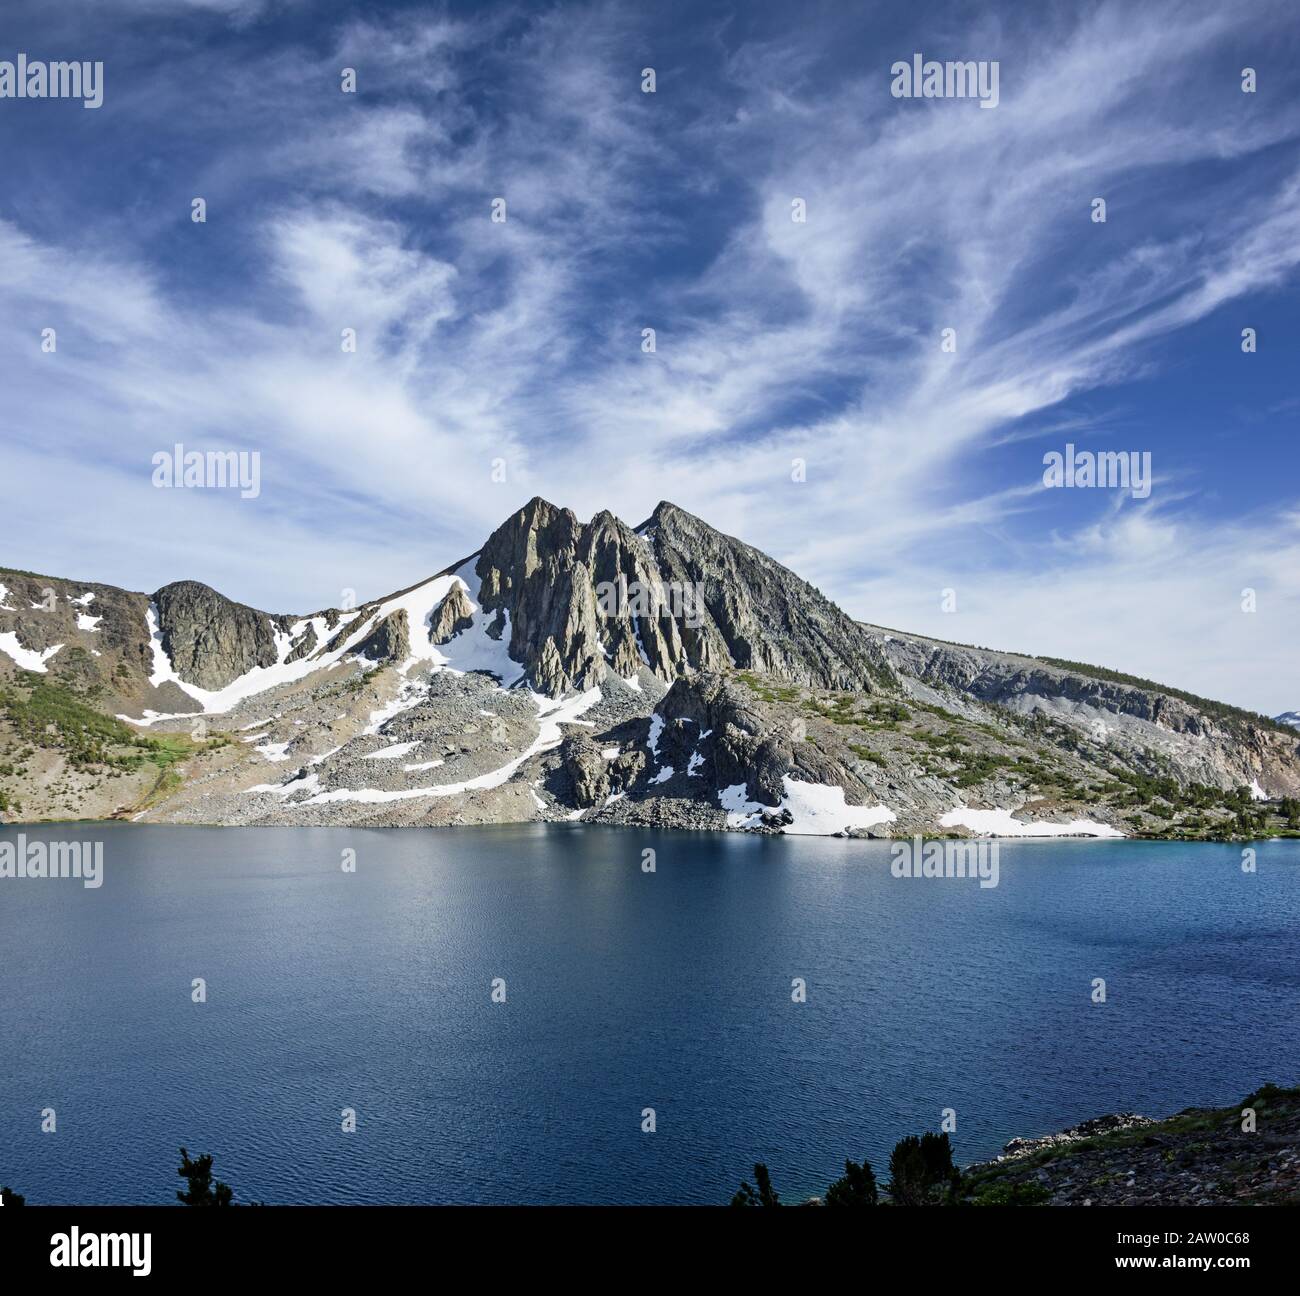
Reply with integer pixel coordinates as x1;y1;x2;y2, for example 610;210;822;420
646;713;664;759
141;604;355;717
719;783;763;827
781;779;895;835
245;770;322;799
938;806;1124;838
77;613;103;632
384;558;525;685
719;777;896;836
134;602;391;723
362;679;426;734
0;633;63;673
364;741;420;760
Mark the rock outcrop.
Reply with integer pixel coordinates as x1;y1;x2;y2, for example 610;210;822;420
643;502;894;691
470;496;896;696
353;609;411;666
429;585;474;644
473;498;677;693
153;581;294;690
863;625;1300;798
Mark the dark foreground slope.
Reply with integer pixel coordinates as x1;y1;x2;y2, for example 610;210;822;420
962;1084;1300;1206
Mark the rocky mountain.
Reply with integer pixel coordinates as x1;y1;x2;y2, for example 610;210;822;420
470;497;894;694
1277;711;1300;730
1;499;1297;837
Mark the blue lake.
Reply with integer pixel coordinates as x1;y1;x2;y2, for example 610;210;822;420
0;824;1296;1204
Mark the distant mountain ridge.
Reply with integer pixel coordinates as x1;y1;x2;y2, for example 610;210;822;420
1;499;1297;837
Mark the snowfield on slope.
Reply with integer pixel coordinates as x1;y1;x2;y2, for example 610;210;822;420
123;560;524;725
247;688;603;805
720;778;896;836
135;605;357;720
938;806;1124;838
0;632;64;673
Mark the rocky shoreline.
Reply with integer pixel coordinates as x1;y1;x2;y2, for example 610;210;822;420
961;1084;1300;1206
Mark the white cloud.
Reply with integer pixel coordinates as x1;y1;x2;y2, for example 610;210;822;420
1;0;1297;711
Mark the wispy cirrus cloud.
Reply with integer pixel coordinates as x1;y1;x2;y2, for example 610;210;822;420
0;0;1296;711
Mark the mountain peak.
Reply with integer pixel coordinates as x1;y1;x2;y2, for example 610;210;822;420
514;495;567;523
640;500;695;532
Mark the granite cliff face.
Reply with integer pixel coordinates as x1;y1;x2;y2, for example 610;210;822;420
643;502;894;692
1;499;1296;834
470;497;895;696
473;499;661;693
153;581;296;691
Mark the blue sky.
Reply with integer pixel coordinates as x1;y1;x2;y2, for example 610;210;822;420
1;0;1298;713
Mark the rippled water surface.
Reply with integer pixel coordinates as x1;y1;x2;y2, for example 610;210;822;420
1;823;1296;1204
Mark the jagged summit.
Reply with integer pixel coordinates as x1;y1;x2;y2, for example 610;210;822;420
487;495;695;538
466;496;892;695
640;499;688;528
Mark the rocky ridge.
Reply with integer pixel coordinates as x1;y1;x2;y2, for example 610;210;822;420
1;499;1297;834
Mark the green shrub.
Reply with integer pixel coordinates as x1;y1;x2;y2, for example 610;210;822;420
971;1180;1051;1206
